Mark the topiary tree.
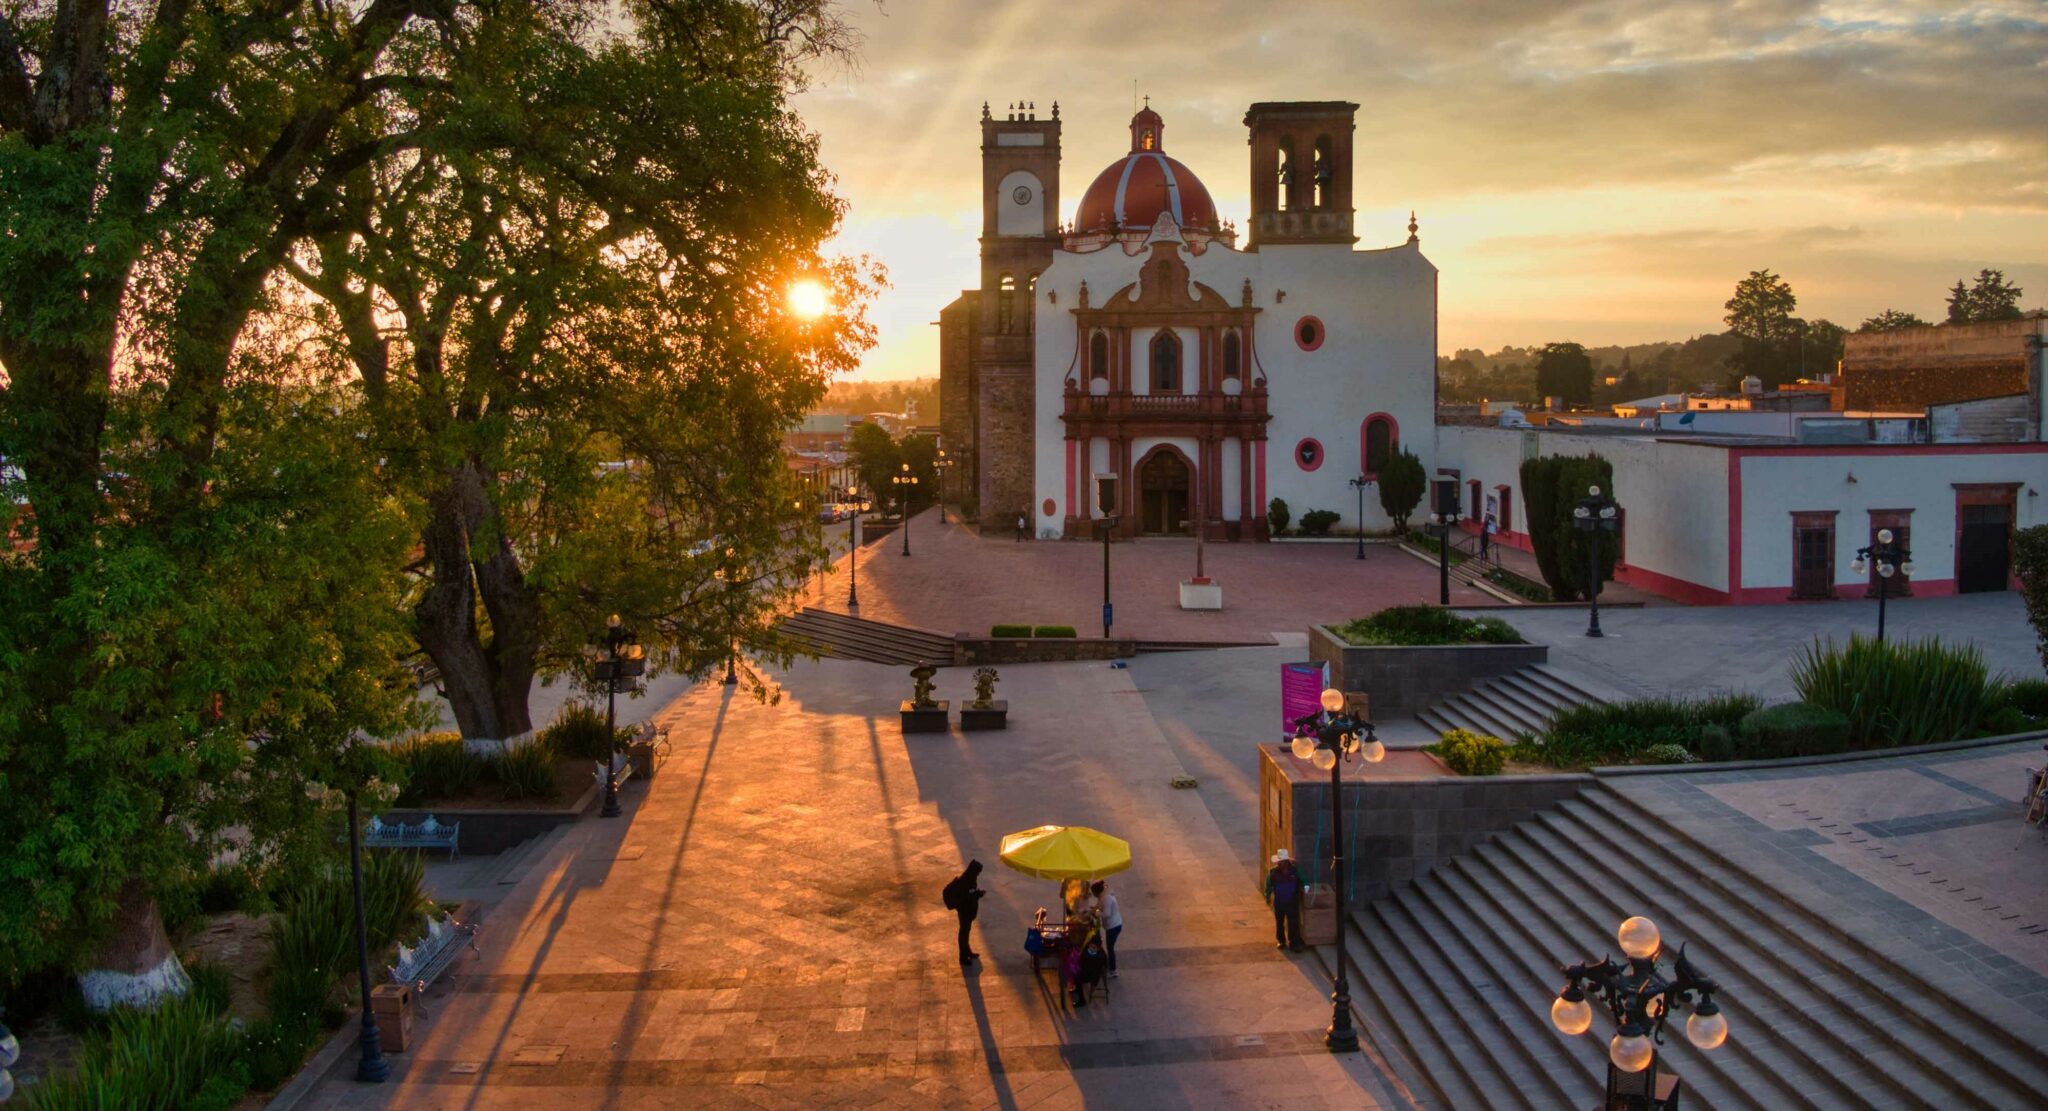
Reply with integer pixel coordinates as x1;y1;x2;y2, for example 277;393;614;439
1376;448;1427;534
1519;454;1617;602
2015;526;2048;674
1267;497;1292;535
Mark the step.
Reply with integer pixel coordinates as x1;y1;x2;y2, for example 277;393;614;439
1585;786;2048;1099
1435;691;1540;741
1459;684;1551;738
1480;828;1833;1109
1521;665;1606;707
1517;807;1955;1108
784;613;950;653
1354;903;1509;1109
1484;672;1576;722
1340;907;1465;1109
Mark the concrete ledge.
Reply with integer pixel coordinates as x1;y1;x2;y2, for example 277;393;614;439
1593;727;2048;777
380;780;596;856
956;637;1136;664
1307;624;1547;720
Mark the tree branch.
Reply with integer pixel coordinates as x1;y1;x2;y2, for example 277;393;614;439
0;14;37;138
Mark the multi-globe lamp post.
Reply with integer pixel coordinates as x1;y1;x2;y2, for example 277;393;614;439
1289;688;1385;1053
1851;528;1913;643
1348;474;1373;560
592;614;646;818
1426;478;1461;606
934;449;956;525
845;489;871;615
1551;915;1728;1110
1572;485;1620;638
893;463;919;556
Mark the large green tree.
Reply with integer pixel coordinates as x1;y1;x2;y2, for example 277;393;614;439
1723;269;1802;388
1858;309;1928;333
1946;269;2026;324
1535;342;1594;406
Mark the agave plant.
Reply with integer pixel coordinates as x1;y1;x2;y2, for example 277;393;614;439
1791;634;1993;748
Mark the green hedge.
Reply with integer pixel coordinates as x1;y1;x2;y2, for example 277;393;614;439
991;624;1032;638
1523;694;1759;768
1734;702;1852;759
1300;509;1340;537
1331;605;1523;647
1032;625;1077;638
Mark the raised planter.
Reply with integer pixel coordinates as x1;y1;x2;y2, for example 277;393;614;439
379;778;597;856
1178;579;1223;610
956;637;1136;664
900;700;950;734
960;700;1008;730
1307;624;1547;721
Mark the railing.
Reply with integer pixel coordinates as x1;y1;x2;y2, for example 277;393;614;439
1129;393;1201;411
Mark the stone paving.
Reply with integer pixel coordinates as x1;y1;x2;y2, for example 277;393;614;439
801;509;1492;643
296;656;1410;1110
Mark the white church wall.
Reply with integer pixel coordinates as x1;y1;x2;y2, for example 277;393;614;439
1033;244;1153;530
1222;438;1243;521
996;170;1045;237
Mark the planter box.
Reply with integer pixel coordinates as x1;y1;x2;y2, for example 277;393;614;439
1179;579;1223;610
900;700;950;734
956;637;1135;664
1307;624;1547;721
960;701;1008;730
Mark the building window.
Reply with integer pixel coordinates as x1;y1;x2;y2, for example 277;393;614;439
1295;438;1323;472
1276;138;1295;212
1089;331;1109;380
998;273;1015;334
1149;331;1182;393
1026;272;1038;329
1313;135;1333;208
1295;316;1324;352
1361;413;1397;476
1222;331;1241;379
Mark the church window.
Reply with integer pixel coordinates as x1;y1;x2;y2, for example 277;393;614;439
1140;128;1156;151
1222;331;1241;379
1313;135;1333;208
1362;414;1398;477
1026;272;1039;328
1294;315;1324;352
1089;331;1110;380
1295;438;1323;472
998;273;1015;333
1149;331;1182;393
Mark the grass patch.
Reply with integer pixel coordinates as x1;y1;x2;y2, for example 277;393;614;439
1330;605;1523;647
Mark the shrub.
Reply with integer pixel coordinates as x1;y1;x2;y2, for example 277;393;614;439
1300;509;1341;536
541;702;625;760
1484;566;1553;603
1032;625;1077;638
2016;525;2048;673
1981;705;2036;737
1376;448;1427;533
1331;605;1524;647
1534;694;1759;767
25;992;246;1111
1638;743;1698;765
391;731;483;804
1791;634;1995;747
1738;702;1852;758
498;735;559;801
1426;729;1507;776
1267;497;1291;535
1996;676;2048;721
1519;453;1616;602
185;958;235;1017
991;624;1032;638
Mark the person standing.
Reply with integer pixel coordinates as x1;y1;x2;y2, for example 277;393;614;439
943;861;986;964
1091;879;1123;978
1016;511;1027;541
1265;849;1304;953
1481;512;1496;559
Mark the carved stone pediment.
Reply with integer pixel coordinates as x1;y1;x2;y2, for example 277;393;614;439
1103;242;1232;313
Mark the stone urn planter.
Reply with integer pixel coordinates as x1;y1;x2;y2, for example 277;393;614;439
960;667;1008;730
900;661;950;734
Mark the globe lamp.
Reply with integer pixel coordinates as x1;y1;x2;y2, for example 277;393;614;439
1617;916;1661;960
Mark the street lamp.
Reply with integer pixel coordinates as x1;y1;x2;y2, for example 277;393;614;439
893;462;919;556
1851;527;1914;643
1348;475;1373;560
1289;689;1385;1053
346;785;389;1082
592;614;645;817
1572;486;1620;638
1426;478;1461;606
935;449;957;525
713;558;740;686
846;489;871;615
1552;915;1728;1110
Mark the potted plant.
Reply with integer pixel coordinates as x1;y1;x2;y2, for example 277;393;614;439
961;666;1008;730
899;661;951;733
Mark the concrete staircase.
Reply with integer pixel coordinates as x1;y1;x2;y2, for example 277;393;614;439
1397;542;1520;603
1415;665;1605;741
778;606;958;666
1343;781;2048;1109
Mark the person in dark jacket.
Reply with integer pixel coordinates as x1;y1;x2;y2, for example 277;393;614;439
943;861;986;963
1264;849;1304;952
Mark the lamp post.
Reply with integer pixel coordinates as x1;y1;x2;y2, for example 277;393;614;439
893;462;919;556
593;614;645;817
1348;475;1373;560
1572;485;1620;638
1551;916;1728;1110
346;786;389;1082
846;490;870;615
935;449;956;525
1099;514;1118;639
714;559;740;686
1426;478;1461;606
1289;689;1384;1052
1851;528;1914;643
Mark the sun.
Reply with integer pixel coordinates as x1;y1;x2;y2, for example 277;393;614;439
786;278;832;321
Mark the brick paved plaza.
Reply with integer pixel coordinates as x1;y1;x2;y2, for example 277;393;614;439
295;657;1410;1110
805;510;1493;642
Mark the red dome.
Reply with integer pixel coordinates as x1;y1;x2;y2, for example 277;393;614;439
1073;109;1219;235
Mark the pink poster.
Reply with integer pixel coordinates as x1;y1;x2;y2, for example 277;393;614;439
1281;661;1329;737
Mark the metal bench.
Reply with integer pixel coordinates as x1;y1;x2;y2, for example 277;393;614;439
389;913;481;1018
364;814;462;858
593;752;634;791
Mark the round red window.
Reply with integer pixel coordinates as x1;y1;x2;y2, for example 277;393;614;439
1041;498;1056;517
1295;438;1324;472
1294;316;1325;352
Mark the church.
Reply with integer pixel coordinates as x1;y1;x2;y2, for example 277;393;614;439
939;98;1438;540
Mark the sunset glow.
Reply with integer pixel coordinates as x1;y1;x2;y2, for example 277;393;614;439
786;278;833;321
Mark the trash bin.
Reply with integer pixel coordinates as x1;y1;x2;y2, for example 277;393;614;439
370;983;414;1052
1300;885;1337;947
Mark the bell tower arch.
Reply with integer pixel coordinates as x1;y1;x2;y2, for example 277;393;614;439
1244;101;1359;248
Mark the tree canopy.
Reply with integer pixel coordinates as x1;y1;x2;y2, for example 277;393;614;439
1376;448;1427;534
1858;309;1929;333
1946;269;2026;324
1535;342;1594;406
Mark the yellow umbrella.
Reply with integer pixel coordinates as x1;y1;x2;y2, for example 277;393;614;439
998;825;1132;881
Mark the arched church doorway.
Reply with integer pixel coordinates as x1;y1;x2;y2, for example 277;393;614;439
1139;450;1191;535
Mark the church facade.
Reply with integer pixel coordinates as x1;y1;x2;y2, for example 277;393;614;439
940;99;1437;540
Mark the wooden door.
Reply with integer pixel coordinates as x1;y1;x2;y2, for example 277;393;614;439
1791;515;1836;600
1958;503;2012;593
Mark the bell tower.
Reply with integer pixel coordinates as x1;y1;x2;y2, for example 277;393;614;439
1243;101;1358;249
972;99;1061;527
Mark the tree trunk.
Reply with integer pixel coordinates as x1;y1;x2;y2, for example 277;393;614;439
77;879;190;1011
413;460;541;740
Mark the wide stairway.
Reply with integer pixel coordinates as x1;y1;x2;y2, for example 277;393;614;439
1343;781;2048;1109
778;606;957;666
1415;664;1605;740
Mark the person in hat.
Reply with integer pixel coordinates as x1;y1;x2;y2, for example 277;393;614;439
1264;849;1304;952
943;861;986;963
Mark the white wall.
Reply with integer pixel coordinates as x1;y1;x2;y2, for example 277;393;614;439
996;170;1044;237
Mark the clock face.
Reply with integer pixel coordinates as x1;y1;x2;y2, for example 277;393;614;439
1012;185;1034;205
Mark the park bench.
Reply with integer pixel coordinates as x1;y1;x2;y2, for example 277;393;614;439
594;752;634;791
388;913;482;1017
363;814;462;858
